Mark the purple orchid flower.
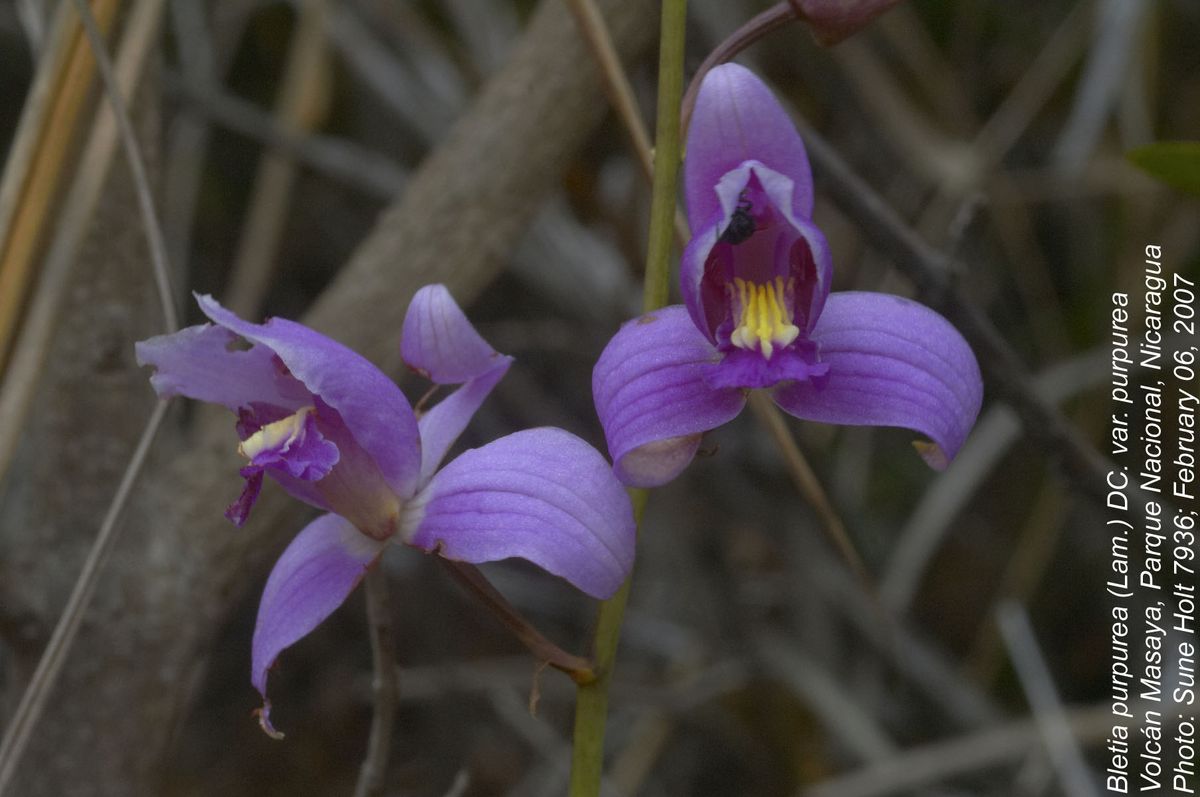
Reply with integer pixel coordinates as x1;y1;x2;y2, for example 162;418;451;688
137;285;635;735
594;64;983;487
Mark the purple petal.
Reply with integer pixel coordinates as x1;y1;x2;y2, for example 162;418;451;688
135;323;307;411
241;407;339;480
402;284;507;384
400;284;515;484
705;344;828;390
772;292;983;468
196;294;422;499
593;306;746;487
225;408;342;527
403;428;635;599
252;513;385;736
235;403;334;517
417;359;511;485
226;469;264;526
684;64;814;229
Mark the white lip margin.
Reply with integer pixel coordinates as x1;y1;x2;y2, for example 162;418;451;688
713;160;804;234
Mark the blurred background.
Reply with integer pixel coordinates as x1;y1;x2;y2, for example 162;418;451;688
0;0;1198;794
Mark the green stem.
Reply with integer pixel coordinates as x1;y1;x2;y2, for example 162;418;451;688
640;0;688;314
569;490;647;796
569;1;686;793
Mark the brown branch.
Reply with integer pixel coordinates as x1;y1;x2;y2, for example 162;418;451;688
439;560;595;684
747;393;872;596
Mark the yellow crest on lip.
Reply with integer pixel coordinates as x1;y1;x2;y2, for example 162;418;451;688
728;277;800;359
239;406;315;460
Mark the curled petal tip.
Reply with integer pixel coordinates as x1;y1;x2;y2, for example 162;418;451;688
614;434;705;489
254;703;285;740
913;440;949;471
402;284;505;385
773;292;982;466
593;307;746;488
251;515;385;735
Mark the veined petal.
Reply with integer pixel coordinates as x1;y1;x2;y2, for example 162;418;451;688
251;513;385;737
684;63;814;229
402;284;507;384
593;306;746;487
401;284;515;484
772;292;983;468
197;294;422;499
403;428;635;599
417;358;512;485
135;323;307;411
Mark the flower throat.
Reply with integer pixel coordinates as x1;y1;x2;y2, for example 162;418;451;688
728;276;799;359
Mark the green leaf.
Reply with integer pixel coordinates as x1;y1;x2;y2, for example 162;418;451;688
1127;141;1200;196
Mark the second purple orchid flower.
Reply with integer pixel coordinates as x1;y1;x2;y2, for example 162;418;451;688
594;64;983;487
137;285;635;735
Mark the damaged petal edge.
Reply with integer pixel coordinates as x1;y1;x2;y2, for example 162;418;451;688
254;701;285;740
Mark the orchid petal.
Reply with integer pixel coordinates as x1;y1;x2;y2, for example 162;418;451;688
772;292;983;468
402;284;506;384
416;359;512;485
226;470;264;526
197;294;422;499
400;284;515;483
262;469;332;514
404;428;635;599
593;306;746;487
251;513;385;736
684;63;814;228
135;323;307;411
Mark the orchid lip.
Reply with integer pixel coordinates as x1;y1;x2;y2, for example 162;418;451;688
238;406;316;462
712;217;817;354
685;160;830;353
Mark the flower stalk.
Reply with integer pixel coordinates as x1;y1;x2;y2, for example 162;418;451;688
353;566;397;797
640;0;688;315
568;489;647;796
569;0;687;792
439;560;596;683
